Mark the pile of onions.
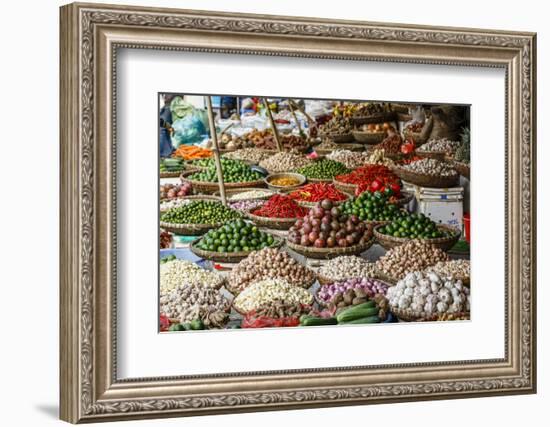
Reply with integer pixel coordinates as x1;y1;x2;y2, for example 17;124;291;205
317;277;389;305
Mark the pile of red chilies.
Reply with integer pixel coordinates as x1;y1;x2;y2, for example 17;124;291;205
335;164;400;188
252;194;308;218
288;183;347;203
241;312;300;328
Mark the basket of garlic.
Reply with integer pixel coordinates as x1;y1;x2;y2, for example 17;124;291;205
386;270;470;322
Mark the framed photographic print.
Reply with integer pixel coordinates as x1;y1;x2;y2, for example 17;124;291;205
59;2;537;423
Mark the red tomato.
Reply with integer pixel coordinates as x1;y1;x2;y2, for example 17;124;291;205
370;179;382;191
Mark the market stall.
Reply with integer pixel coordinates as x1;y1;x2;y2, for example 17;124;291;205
158;95;471;332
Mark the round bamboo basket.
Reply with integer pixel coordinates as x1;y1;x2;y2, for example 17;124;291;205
391;191;415;207
332;179;358;196
293;194;350;209
213;187;278;201
402;129;423;142
159;195;220;214
373;269;400;285
314;143;364;155
351;111;396;126
159;196;230;235
415;150;448;161
180;171;267;195
390;165;460;189
286;238;375;260
373;224;461;252
244;209;300;230
352;130;386;144
391;307;470;322
190;237;284;263
321;132;354;143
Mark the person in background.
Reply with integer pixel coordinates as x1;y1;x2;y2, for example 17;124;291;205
159;93;176;158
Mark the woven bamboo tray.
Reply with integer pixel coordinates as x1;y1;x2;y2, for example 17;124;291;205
213;187;278;201
390;165;459;189
314;143;364;155
415;150;448;161
244;209;300;230
286;238;374;260
391;307;470;322
391;191;415;207
352;130;386;144
373;269;400;285
293;194;350;209
159;194;220;214
373;224;461;252
190;236;284;263
351;111;397;126
160;170;185;178
444;157;470;179
321;132;354;143
332;179;358;196
159;196;235;235
180;171;267;195
402;129;423;142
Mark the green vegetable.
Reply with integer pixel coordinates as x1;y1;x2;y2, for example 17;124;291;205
339;315;380;324
378;213;447;239
196;220;278;253
189;158;263;183
336;302;378;323
160;200;241;225
168;323;185;331
342;191;407;222
300;316;338;326
181;323;192;331
160;158;185;172
296;159;349;180
190;319;205;330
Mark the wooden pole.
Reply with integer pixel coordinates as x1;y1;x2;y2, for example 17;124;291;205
262;97;283;152
205;96;227;206
288;100;305;139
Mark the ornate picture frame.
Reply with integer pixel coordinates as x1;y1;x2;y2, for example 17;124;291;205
60;2;536;423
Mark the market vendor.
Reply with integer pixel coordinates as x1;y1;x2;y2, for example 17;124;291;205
159;93;175;158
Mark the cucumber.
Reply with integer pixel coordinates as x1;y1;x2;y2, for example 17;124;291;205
339;315;380;325
168;323;185;331
300;316;338;326
190;319;204;330
336;302;379;323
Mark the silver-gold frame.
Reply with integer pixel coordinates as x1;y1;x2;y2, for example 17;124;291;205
60;2;537;423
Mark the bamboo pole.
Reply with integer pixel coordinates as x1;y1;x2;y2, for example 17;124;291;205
205;96;227;206
287;100;305;139
262;97;283;152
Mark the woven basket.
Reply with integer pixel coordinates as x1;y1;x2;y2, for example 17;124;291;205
451;160;470;179
213;187;278;201
352;130;386;144
244;209;300;230
190;237;284;263
315;144;364;155
316;273;335;287
159;194;220;214
321;132;354;143
159;196;228;235
286;238;374;260
160;170;185;178
294;194;350;209
332;179;358;196
391;307;470;322
402;129;423;142
351;111;397;126
373;269;400;285
391;191;414;207
180;171;267;195
390;165;459;189
415;150;448;161
373;224;461;252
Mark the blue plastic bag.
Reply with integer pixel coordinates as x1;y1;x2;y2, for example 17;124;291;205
171;114;208;147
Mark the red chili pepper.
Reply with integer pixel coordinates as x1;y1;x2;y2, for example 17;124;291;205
288;183;347;203
252;194;307;218
159;314;170;332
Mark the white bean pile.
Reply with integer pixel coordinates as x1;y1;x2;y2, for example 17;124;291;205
233;279;314;313
318;255;376;282
259;152;312;173
403;158;457;177
223;148;273;164
326;150;370;169
427;260;470;281
160;259;225;293
420;138;461;153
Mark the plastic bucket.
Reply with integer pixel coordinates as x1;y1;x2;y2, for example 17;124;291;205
463;213;470;243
